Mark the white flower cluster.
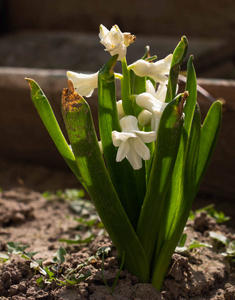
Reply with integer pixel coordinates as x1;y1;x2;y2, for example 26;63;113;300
67;25;173;170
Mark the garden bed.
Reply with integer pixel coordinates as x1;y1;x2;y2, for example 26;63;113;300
0;163;234;300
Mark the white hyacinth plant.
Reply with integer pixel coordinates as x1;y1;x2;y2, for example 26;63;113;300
26;24;222;290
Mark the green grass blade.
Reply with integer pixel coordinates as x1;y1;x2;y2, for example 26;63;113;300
98;56;145;229
196;100;222;191
26;78;83;184
61;80;149;282
137;92;186;264
165;36;188;103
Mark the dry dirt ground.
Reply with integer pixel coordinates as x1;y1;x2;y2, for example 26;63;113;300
0;161;234;300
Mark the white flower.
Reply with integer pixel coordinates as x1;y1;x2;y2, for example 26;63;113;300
129;54;173;83
116;100;125;119
136;92;168;132
67;71;98;97
146;80;167;102
99;24;136;61
137;80;167;129
137;110;152;127
112;115;156;170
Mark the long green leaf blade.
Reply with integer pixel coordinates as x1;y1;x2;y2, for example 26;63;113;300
165;36;188;103
61;80;149;282
156;55;198;242
137;92;186;264
196;100;222;191
151;103;201;291
26;78;83;184
150;58;198;289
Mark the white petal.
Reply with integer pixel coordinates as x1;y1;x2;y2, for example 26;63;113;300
150;73;169;84
155;83;167;102
151;115;161;132
108;44;127;60
134;130;157;143
112;131;135;146
98;141;103;153
67;71;98;97
116;141;130;162
136;92;157;113
116;100;125;119
99;24;109;40
126;142;143;170
129;54;173;83
129;60;151;77
136;92;167;114
119;115;139;132
152;54;172;72
133;138;151;161
146;80;156;96
138;110;152;127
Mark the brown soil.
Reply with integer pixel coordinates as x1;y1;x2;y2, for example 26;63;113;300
0;161;234;300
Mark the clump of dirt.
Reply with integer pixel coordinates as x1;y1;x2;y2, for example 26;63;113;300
0;187;234;299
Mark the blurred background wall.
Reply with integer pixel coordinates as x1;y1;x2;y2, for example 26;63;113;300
0;0;234;79
0;0;234;38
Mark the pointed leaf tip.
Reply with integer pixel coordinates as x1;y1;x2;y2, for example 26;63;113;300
99;54;119;78
25;77;35;90
181;36;189;45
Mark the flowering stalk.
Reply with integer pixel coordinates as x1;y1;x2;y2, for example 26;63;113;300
27;25;222;291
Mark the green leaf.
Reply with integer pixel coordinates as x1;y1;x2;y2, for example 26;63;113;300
184;104;201;198
158;56;197;242
52;246;66;264
61;80;149;283
98;55;145;228
178;233;187;247
44;266;55;279
7;242;29;254
150;57;198;290
62;272;91;285
196;100;222;191
187;240;212;250
22;251;39;259
26;78;83;186
36;276;44;287
165;36;188;103
176;239;212;253
137;92;186;265
194;204;230;223
59;233;94;244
